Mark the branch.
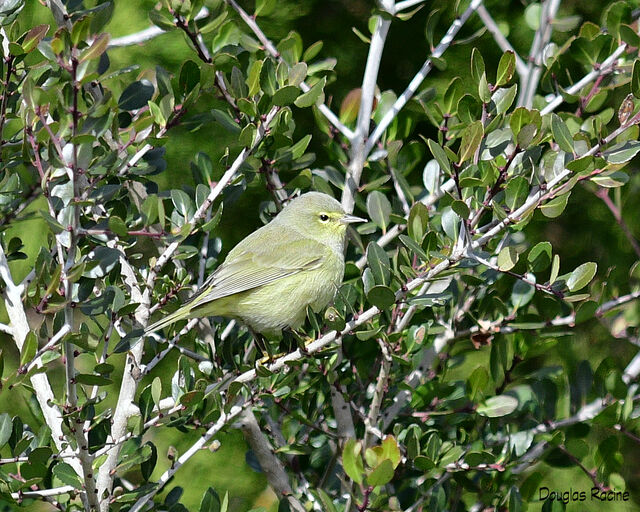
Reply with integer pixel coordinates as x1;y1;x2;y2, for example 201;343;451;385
395;0;427;12
61;53;99;511
473;120;634;248
354;179;457;270
19;324;71;375
476;5;527;76
141;318;207;377
96;245;150;509
107;8;210;48
364;0;483;157
0;243;83;478
341;13;392;214
128;402;247;512
594;188;640;259
11;485;76;500
363;338;392;448
224;0;354;140
517;0;561;108
238;410;307;512
540;43;628;115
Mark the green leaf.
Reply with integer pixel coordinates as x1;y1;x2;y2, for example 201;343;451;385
53;462;82;488
591;171;629;188
528;242;552;272
272;85;300;106
171;189;194;219
108;216;128;237
339;88;361;124
151;376;162;406
75;374;112;386
211;109;241;133
255;0;276;16
260;58;278;96
366;242;390;285
505;176;528;210
567;262;597;292
294;76;326;108
22;24;49;53
148;100;166;126
367;285;396;310
200;487;221;512
467;367;489;400
478;72;491;103
141;442;157;482
633;59;640;99
496;51;516;86
0;414;12;450
549;254;560;285
575;301;598;324
366;191;391;232
470;47;485;85
451;200;469;219
81;32;109;61
511;278;535;308
288;62;307;87
458;120;484;163
551;114;574;153
426;139;450;174
379;436;401;469
149;9;175;30
603;141;640;164
119;80;155;111
229;66;247;98
40;210;65;234
540;193;570;218
20;332;37;368
342;439;364;484
407;202;429;241
477;395;518;417
443;77;463;113
399;234;427;261
497;246;518;271
440;206;459;240
246;60;264;96
366;458;394;487
492;84;517;114
508;486;523;512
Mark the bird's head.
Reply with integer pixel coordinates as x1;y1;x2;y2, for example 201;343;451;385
276;192;366;244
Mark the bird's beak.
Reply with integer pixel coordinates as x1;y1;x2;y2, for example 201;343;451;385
340;214;367;224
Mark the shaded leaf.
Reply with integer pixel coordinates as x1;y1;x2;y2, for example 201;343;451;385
477;395;518;417
567;262;597;292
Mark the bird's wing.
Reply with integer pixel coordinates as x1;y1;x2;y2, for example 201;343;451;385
186;228;327;308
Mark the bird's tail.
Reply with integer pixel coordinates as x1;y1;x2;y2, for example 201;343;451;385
145;305;193;335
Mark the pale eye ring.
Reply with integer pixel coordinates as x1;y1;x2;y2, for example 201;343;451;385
319;214;329;222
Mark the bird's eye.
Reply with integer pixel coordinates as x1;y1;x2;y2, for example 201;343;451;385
319;214;329;222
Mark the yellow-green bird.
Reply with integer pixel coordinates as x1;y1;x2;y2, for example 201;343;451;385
145;192;365;336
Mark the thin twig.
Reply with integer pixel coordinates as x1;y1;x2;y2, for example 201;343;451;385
476;5;527;76
341;11;392;214
129;402;247;512
364;0;483;157
108;8;210;48
594;188;640;258
224;0;354;140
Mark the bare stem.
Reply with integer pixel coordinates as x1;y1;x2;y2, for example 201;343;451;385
364;0;482;157
224;0;354;140
341;13;392;214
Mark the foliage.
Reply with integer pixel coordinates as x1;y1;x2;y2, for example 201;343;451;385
0;0;640;511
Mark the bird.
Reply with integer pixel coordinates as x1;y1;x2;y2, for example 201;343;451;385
145;191;366;337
